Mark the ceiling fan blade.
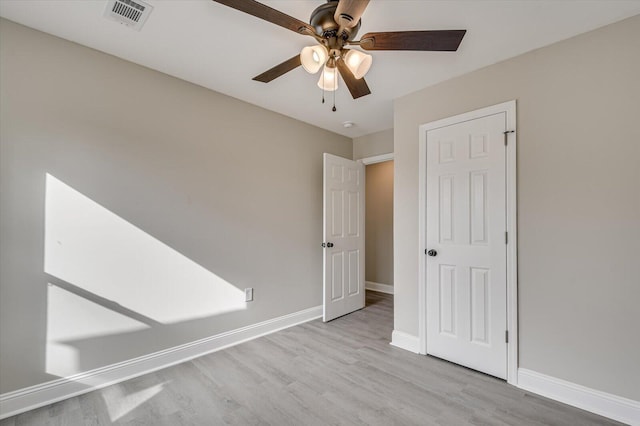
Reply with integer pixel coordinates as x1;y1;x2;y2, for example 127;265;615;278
212;0;314;35
359;30;466;51
334;0;370;29
252;55;302;83
336;58;371;99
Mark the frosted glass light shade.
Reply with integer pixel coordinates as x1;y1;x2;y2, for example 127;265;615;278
344;49;372;79
300;45;328;74
317;65;338;91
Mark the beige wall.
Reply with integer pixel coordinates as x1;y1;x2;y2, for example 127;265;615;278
365;161;394;286
0;19;351;393
353;128;393;160
394;15;640;400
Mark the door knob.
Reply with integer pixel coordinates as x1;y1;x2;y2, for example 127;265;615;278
327;242;334;248
427;249;437;257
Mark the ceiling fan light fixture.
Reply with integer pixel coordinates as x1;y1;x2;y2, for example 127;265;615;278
344;49;372;79
317;64;338;92
300;45;328;74
213;0;466;103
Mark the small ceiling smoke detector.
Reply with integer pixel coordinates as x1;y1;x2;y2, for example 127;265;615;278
104;0;153;31
343;121;355;128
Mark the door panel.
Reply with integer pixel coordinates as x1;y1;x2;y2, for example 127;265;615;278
439;264;456;336
323;153;365;322
331;252;344;301
347;191;359;236
347;250;359;295
331;190;343;236
470;170;488;245
426;112;507;379
470;267;490;344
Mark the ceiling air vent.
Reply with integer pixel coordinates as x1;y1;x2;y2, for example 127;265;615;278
104;0;153;31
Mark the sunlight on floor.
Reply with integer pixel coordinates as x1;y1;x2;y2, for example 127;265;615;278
101;382;168;422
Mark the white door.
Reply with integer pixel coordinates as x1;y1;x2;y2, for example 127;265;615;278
323;153;365;322
425;112;507;379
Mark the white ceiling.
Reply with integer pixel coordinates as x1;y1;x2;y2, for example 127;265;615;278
1;1;639;137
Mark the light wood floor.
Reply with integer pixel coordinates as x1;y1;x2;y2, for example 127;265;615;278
1;292;619;425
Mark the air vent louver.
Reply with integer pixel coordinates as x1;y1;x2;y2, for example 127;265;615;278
104;0;153;31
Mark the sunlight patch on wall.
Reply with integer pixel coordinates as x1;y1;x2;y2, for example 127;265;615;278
46;283;149;377
44;173;246;324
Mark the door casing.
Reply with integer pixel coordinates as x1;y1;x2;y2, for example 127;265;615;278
417;100;518;385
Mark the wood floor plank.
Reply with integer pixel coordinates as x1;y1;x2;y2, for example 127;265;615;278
0;291;622;425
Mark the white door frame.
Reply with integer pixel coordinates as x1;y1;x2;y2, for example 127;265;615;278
417;100;518;385
358;153;394;295
357;152;394;165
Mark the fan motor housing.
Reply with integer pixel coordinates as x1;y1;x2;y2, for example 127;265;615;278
310;0;360;41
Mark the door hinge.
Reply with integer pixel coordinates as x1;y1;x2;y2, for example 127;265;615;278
505;231;508;244
503;130;515;146
505;330;509;343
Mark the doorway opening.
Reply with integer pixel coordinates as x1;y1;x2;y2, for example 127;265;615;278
321;152;394;322
362;156;394;297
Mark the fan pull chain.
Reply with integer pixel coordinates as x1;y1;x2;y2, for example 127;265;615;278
332;68;337;112
332;88;336;112
321;69;325;104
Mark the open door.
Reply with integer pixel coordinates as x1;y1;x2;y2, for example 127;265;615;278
323;153;365;322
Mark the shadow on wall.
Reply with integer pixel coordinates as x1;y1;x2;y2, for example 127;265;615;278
43;173;246;378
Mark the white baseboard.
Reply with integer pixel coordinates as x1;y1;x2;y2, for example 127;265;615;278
518;368;640;425
0;305;322;420
390;330;420;353
365;281;394;294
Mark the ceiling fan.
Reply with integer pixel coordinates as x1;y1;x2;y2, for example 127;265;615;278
212;0;466;110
